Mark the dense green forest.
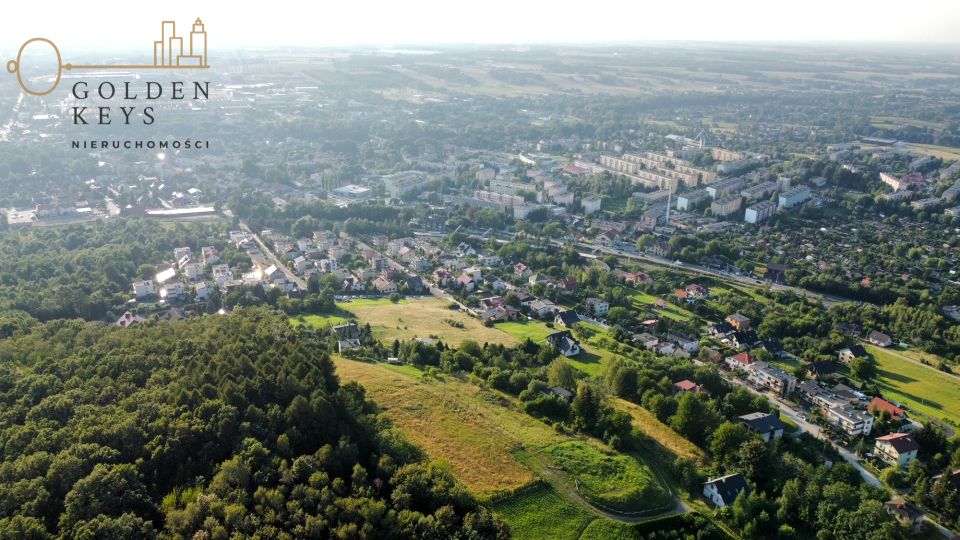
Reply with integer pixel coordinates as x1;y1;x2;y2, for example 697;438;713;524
0;308;506;539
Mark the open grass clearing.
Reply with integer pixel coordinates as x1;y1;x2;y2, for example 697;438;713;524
488;484;595;540
332;356;562;495
543;441;672;513
340;296;519;347
615;398;706;462
865;344;960;427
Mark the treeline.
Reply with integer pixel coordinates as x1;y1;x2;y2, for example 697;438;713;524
227;191;414;238
0;308;506;539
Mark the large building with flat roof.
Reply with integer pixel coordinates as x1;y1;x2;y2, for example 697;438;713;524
778;186;811;209
745;200;777;224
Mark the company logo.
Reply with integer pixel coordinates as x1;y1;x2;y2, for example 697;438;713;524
5;18;209;96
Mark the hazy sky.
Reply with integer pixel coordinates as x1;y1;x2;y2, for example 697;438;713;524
2;0;959;50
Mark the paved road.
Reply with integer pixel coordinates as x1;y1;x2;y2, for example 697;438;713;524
238;221;307;290
722;374;884;489
566;241;851;307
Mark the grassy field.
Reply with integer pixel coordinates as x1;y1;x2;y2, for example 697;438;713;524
339;297;519;347
870;115;945;130
907;143;960;161
544;441;672;512
630;291;696;322
290;312;350;328
488;484;595;540
615;399;706;462
332;356;562;494
577;519;639;540
497;319;557;342
865;344;960;426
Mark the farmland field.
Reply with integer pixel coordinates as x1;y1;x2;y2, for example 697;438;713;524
488;484;595;540
332;356;561;494
338;296;519;346
865;344;960;426
544;441;672;512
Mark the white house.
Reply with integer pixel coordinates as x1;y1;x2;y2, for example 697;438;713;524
585;297;609;317
875;433;920;467
703;474;748;507
133;280;156;299
194;281;215;301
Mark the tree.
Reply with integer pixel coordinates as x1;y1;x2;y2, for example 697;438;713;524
670;392;721;447
60;464;157;531
709;422;753;467
850;356;877;381
571;381;604;433
547;358;578;389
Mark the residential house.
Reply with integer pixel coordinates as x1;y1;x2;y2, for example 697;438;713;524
372;276;398;293
827;406;874;438
748;365;797;397
725;352;761;371
406;276;426;294
212;264;233;286
183;262;203;281
596;229;620;247
884;499;924;532
546;330;581;357
655;342;677;356
671;335;700;353
156;266;177;285
554;310;581;327
838;344;869;363
869;397;906;421
868;331;892;348
541;386;574;402
729;330;760;351
432;268;453;287
363;250;387;271
194;281;215;301
116;311;146;328
333;323;361;353
201;246;220;266
808;361;840;380
514;263;532;277
737;412;787;442
673;380;709;395
585;297;610;317
632;333;660;350
484;275;508;291
528;273;552;287
875;433;919;467
160;283;186;300
527;299;557;319
342;276;366;292
703;474;748;508
133;280;156;299
708;321;735;338
456;273;477;292
293;256;311;274
725;313;751;331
